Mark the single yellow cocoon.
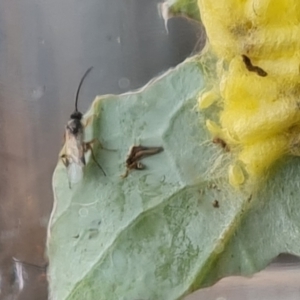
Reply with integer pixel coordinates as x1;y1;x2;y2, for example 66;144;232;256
229;164;245;188
199;90;219;109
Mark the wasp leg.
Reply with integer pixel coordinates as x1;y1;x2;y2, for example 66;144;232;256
60;154;70;167
60;154;72;188
86;138;101;148
84;142;106;176
86;138;116;152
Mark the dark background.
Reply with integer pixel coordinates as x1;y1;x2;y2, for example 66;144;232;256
0;1;298;300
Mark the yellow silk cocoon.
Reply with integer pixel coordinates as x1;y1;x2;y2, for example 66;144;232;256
198;0;300;187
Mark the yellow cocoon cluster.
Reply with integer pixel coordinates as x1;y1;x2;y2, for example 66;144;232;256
198;0;300;187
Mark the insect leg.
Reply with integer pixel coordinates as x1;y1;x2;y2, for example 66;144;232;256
60;154;73;188
84;142;106;176
87;138;116;152
60;154;70;167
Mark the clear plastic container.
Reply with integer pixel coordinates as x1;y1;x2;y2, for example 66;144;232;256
0;1;298;299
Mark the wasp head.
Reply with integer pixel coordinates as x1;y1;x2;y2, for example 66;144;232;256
70;111;83;120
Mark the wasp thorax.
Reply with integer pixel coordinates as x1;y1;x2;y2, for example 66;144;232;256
67;118;83;135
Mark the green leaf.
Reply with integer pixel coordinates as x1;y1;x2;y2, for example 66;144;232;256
166;0;200;22
48;58;300;300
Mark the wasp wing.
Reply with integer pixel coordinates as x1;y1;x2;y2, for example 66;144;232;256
67;162;84;184
64;123;85;185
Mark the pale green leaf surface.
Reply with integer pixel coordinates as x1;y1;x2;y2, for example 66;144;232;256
48;59;300;300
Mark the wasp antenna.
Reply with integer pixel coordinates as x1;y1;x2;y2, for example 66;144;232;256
75;66;93;112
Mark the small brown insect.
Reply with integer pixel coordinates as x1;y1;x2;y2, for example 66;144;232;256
122;145;164;178
213;137;230;152
60;67;105;187
242;55;267;77
212;200;219;208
